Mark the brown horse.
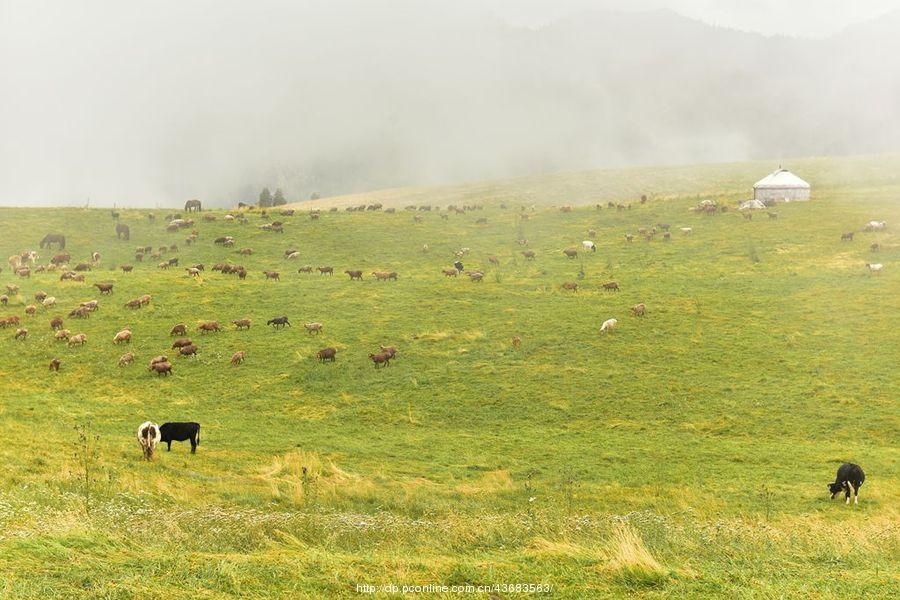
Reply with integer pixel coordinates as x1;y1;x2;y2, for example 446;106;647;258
39;233;66;249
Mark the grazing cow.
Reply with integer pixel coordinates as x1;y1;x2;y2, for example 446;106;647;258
115;223;130;240
197;321;220;333
562;282;578;292
442;268;458;277
828;463;865;505
304;322;323;335
369;351;391;368
345;270;363;280
841;232;854;241
231;318;252;330
118;352;135;366
94;283;114;294
316;347;337;362
137;421;162;460
866;263;883;274
262;270;280;281
602;281;620;291
600;318;618;333
171;338;193;349
150;361;173;376
230;351;245;366
68;333;87;346
14;328;27;340
49;358;61;372
113;329;132;344
522;250;536;260
317;266;334;275
582;241;596;252
267;316;291;329
159;422;201;453
631;303;646;317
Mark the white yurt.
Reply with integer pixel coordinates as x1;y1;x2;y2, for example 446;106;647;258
752;168;810;202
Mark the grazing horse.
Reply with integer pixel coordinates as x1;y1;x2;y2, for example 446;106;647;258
39;234;66;250
184;199;202;212
115;223;130;240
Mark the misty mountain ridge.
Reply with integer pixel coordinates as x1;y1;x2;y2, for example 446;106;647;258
1;5;898;207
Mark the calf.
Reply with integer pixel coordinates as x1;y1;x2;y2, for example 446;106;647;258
137;421;162;460
828;463;865;505
159;422;200;453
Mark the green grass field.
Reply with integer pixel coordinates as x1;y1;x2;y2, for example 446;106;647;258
0;155;897;598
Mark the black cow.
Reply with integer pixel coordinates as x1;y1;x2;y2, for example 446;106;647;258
828;463;865;505
159;422;201;453
267;316;291;329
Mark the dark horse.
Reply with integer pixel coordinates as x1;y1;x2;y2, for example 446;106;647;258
184;199;202;212
39;233;66;249
115;223;130;240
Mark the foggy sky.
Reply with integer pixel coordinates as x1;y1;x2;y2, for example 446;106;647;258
2;0;899;207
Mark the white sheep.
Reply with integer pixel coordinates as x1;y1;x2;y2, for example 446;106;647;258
582;240;597;252
600;318;618;333
866;263;883;273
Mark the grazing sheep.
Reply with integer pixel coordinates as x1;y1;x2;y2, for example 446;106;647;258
169;323;187;336
870;242;880;252
298;265;313;273
841;232;854;241
317;266;333;275
442;268;458;277
562;282;578;292
866;263;883;274
94;283;114;294
113;329;132;344
767;212;778;220
121;265;133;272
68;333;87;346
49;358;61;372
55;329;70;341
178;344;198;357
631;303;646;317
563;248;578;259
488;256;500;266
171;338;193;349
304;322;323;335
6;284;19;295
0;295;6;306
863;221;886;232
372;271;398;280
600;318;618;333
14;327;27;340
468;271;484;282
197;321;220;333
511;335;521;349
43;296;57;308
316;347;337;362
582;241;596;252
267;316;291;329
369;351;391;368
345;270;363;280
379;345;397;359
286;251;300;260
231;318;252;330
262;270;280;281
137;421;162;460
230;351;246;366
50;316;64;330
680;227;693;235
139;294;151;306
828;463;865;505
186;267;201;277
118;352;135;366
625;234;634;242
602;281;620;291
25;305;36;316
522;250;536;260
148;355;168;368
588;229;597;238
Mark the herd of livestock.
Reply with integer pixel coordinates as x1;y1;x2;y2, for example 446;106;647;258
0;200;889;486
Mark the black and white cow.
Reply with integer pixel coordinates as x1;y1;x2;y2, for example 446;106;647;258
159;422;201;453
828;463;865;505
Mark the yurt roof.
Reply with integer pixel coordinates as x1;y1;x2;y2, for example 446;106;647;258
753;168;810;189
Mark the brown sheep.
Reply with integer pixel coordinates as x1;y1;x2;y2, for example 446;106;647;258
317;266;334;275
304;322;323;335
68;333;87;346
231;318;251;330
0;295;6;306
511;335;522;349
55;329;70;341
298;265;313;273
139;294;151;306
14;328;27;340
150;362;173;376
588;229;597;238
230;351;246;366
179;344;198;357
262;270;280;281
870;242;880;252
522;250;536;260
563;248;578;259
631;303;646;317
562;282;578;292
442;268;458;277
602;281;620;291
372;271;398;280
379;345;397;359
25;305;36;316
172;338;193;349
197;321;220;333
113;329;132;344
468;271;484;282
49;358;61;372
125;298;142;309
239;248;253;255
316;347;336;362
118;352;135;366
50;316;64;330
625;234;634;242
841;232;854;241
94;283;114;294
369;352;391;368
148;355;168;368
345;270;363;280
6;284;19;295
69;306;91;319
170;323;187;336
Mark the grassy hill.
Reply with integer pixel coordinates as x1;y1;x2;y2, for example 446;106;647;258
0;156;898;598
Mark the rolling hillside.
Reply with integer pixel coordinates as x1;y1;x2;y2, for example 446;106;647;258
0;156;898;597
